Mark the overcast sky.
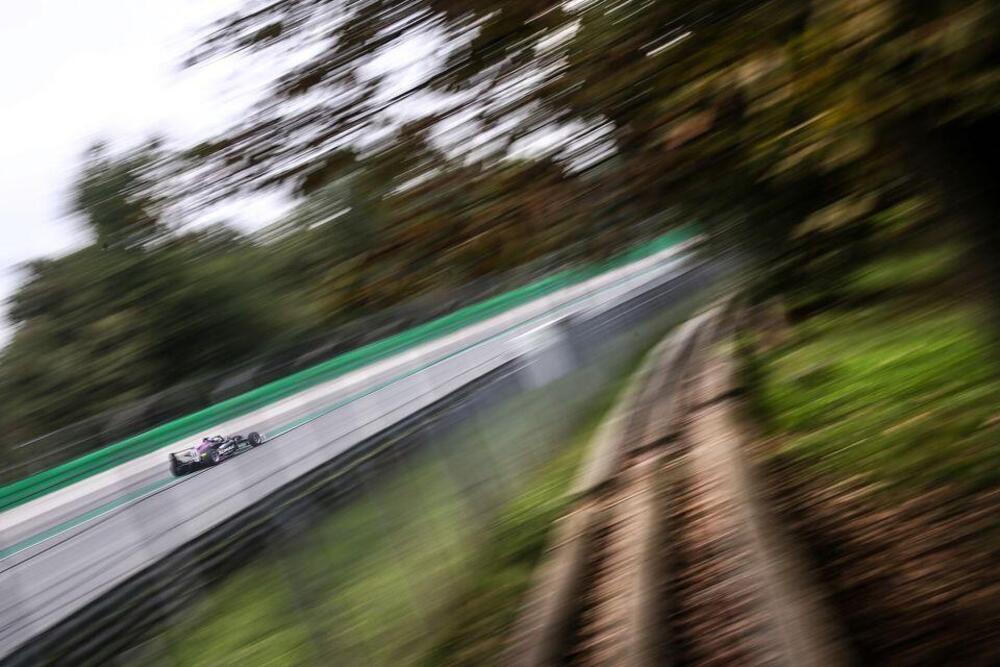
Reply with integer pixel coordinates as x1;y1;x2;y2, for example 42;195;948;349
0;0;284;345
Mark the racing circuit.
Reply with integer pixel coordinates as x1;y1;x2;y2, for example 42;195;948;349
0;239;718;662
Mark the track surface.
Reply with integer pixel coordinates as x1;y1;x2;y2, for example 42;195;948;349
0;244;697;659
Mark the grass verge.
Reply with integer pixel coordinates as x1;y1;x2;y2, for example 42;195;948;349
749;240;1000;495
416;398;618;666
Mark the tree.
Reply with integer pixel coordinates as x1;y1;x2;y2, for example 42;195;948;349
72;140;168;249
0;150;297;448
185;0;1000;305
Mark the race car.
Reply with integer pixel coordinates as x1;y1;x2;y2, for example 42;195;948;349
169;431;264;477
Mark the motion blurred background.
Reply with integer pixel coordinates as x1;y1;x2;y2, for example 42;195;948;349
1;1;998;665
2;0;998;466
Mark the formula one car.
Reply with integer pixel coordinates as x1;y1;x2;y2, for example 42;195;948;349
169;431;264;477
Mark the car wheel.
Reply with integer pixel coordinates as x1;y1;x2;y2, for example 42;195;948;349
207;448;222;465
248;431;263;446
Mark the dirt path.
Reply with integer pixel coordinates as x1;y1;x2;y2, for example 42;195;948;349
508;304;852;667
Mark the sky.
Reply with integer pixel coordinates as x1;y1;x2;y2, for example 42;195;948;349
0;0;280;345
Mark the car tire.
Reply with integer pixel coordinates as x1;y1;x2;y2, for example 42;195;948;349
248;431;263;447
207;448;222;465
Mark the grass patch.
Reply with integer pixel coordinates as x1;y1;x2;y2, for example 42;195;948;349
847;242;962;296
418;348;659;665
418;397;617;666
754;243;1000;495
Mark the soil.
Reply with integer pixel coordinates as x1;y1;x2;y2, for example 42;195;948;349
762;451;1000;666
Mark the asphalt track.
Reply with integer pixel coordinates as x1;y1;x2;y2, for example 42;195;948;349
0;244;698;659
2;243;693;552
